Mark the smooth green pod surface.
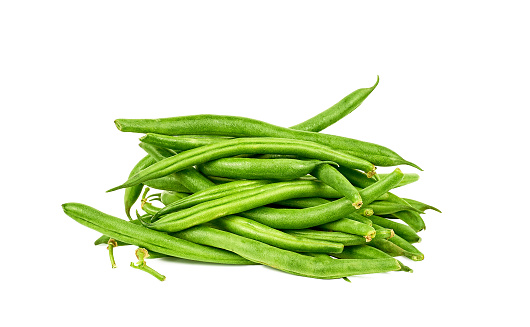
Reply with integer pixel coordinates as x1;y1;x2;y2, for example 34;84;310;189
311;163;363;208
198;158;336;180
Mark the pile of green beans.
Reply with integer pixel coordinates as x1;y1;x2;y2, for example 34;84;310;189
63;78;440;281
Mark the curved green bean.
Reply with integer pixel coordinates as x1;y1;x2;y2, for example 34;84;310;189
62;203;253;265
160;191;189;206
290;77;379;132
138;142;215;192
107;137;376;192
148;181;342;232
311;163;363;208
368;215;421;243
211;215;344;253
152;180;270;221
173;225;401;279
115;115;419;169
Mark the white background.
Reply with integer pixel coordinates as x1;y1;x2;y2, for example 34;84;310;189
1;1;529;326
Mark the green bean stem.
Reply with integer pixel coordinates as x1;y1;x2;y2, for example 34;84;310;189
130;248;166;281
107;239;118;268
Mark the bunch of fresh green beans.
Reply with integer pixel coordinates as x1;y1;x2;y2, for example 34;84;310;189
63;77;440;281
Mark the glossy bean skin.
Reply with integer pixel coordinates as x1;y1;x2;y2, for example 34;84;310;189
311;164;363;208
139;143;215;192
152;180;270;221
148;181;343;232
290;77;379;132
368;215;421;243
173;225;401;279
402;198;442;213
160;191;189;206
283;230;368;246
210;215;344;253
108;137;376;192
331;245;413;273
62;203;253;265
388;234;424;261
198;158;336;180
114;115;418;169
141;135;227;151
318;219;376;238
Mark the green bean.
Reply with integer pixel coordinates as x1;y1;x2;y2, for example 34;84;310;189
107;137;377;192
124;155;152;220
141;202;162;216
210;215;344;253
310;163;363;208
338;167;419;190
402;198;442;213
152;180;270;221
388;211;426;232
283;229;368;246
148;181;342;232
173;225;401;279
318;219;376;239
275;198;373;226
197;158;336;180
331;245;413;273
237;169;403;230
346;212;373;226
372;223;395;240
160;191;189;206
364;201;423;216
138;142;215;192
114;115;418;169
368;239;407;257
368;215;421;243
62;203;253;264
388;234;424;261
290;77;379;132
